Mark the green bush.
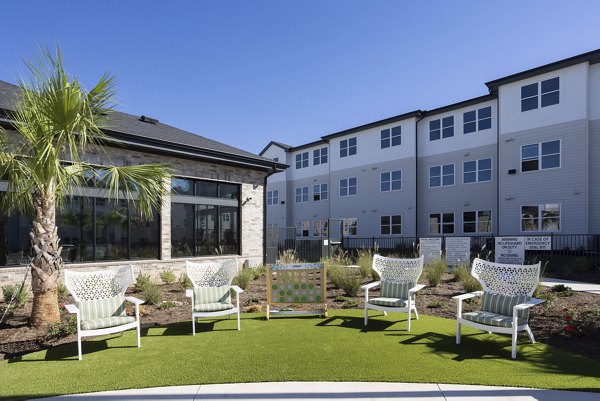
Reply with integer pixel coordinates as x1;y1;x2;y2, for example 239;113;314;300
142;283;163;305
179;274;193;290
564;307;600;337
57;283;69;299
423;259;446;287
342;299;358;309
48;316;77;337
452;265;470;282
551;284;574;297
334;295;349;302
461;275;482;293
427;300;446;309
158;300;177;310
251;265;266;280
2;284;29;308
329;265;362;297
135;273;152;292
278;249;299;263
232;268;255;290
159;268;177;285
356;249;374;279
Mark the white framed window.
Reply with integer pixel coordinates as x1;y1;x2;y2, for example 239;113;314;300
463;106;492;134
429;117;454;141
339;218;358;236
429;164;454;187
295;186;309;203
313;220;329;237
295;152;309;169
429;212;454;234
313;147;328;165
521;203;560;232
339;177;357;197
296;221;309;237
521;140;560;172
381;126;401;148
380;170;401;192
521;77;559;112
380;215;402;235
267;222;279;229
463;210;492;233
340;137;357;157
267;190;279;206
313;183;328;201
463;158;492;184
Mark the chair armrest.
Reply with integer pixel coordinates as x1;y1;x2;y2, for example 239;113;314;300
361;281;381;290
409;284;426;294
452;291;483;301
231;285;244;294
514;298;544;311
64;304;79;314
185;289;194;298
125;296;145;305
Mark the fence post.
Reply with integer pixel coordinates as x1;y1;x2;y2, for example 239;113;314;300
372;236;375;250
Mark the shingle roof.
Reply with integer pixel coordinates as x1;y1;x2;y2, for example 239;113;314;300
0;80;286;171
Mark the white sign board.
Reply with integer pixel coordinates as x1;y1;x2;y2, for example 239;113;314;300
420;238;442;265
495;237;525;264
445;237;471;266
525;236;551;250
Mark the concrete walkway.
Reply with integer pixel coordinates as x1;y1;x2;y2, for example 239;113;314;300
540;278;600;294
40;382;600;401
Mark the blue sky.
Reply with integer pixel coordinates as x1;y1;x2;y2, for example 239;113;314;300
1;1;600;155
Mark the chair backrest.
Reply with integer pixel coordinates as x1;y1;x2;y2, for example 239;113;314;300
186;259;238;288
372;254;424;284
64;265;134;302
471;258;541;297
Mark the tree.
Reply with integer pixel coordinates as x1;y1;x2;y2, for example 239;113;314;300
0;47;172;327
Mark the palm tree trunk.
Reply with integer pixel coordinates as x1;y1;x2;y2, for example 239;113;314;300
30;191;62;327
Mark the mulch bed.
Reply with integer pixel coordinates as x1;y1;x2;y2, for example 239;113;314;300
1;272;598;361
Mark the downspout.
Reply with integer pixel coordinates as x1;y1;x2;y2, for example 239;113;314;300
263;165;283;265
415;112;426;238
495;91;500;236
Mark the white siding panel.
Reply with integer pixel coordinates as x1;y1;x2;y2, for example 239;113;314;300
589;64;600;121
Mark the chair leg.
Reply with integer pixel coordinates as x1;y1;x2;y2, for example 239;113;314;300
383;311;387;316
407;310;411;332
77;333;82;361
192;316;196;336
364;306;368;326
413;307;419;320
237;310;241;331
456;321;461;345
136;322;141;348
525;326;536;343
511;327;518;359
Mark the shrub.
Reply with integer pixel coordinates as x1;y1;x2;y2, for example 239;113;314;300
2;284;29;308
427;300;446;309
342;299;358;309
142;283;163;305
159;268;177;285
232;268;255;290
244;296;261;306
452;265;470;282
251;265;266;280
57;283;69;299
48;316;77;337
356;249;374;279
452;265;482;293
424;259;446;287
278;249;299;263
334;295;349;302
158;300;177;310
329;265;361;297
135;273;152;292
551;284;574;297
564;308;600;337
179;274;193;290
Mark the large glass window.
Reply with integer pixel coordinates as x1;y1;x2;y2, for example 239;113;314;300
0;209;32;266
295;187;309;203
463;210;492;233
381;126;401;148
340;137;357;157
430;164;454;187
380;215;401;235
296;152;309;169
340;177;357;197
267;190;279;206
313;147;328;165
313;184;328;201
380;170;401;192
521;140;560;172
521;204;560;232
95;198;129;261
464;106;491;133
521;77;559;111
430;213;454;234
463;158;492;183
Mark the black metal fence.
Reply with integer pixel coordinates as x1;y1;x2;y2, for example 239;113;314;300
266;229;600;280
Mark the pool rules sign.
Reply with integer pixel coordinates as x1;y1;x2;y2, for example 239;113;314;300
495;237;525;264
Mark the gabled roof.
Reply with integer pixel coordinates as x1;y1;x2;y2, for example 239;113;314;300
0;80;287;172
259;140;292;156
485;48;600;92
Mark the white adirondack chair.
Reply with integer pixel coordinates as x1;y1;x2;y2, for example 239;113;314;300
453;258;543;359
64;265;143;360
362;254;425;331
185;259;243;334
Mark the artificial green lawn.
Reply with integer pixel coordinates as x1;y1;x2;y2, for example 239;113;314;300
1;310;599;400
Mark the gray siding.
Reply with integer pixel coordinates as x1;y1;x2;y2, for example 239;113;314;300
498;119;588;234
417;144;497;238
288;173;330;234
266;181;287;228
590;119;600;234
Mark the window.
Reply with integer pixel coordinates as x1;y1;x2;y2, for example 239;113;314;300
429;213;455;234
380;215;402;235
464;106;492;133
295;152;309;169
339;177;357;197
313;220;328;237
429;164;454;187
340;218;358;236
522;204;560;232
521;77;559;111
313;147;328;165
430;117;454;141
521;140;560;172
463;210;492;233
463;158;492;183
273;157;279;162
313;183;328;201
295;186;309;203
340;137;357;157
296;221;309;237
380;170;401;192
381;126;401;148
267;190;279;206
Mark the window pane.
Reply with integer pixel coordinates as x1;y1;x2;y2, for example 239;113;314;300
521;97;538;111
349;137;357;146
442;174;454;186
196;205;218;256
429;130;440;141
542;140;560;155
541;154;560;169
219;206;239;255
340;148;347;158
391;170;401;180
381;129;390;140
442;224;454;234
464;121;476;134
381;137;390;148
430;166;440;176
95;199;128;261
522;219;538;232
349;186;357;196
541;91;559;107
349;146;357;156
464;171;476;183
464;161;476;173
463;211;476;222
463;222;476;233
55;197;92;263
391;180;401;190
391;135;401;147
522;205;539;218
478;170;492;182
522;159;539;172
219;183;239;199
463;110;476;123
522;144;539;159
391;215;401;225
443;213;454;223
195;181;218;197
130;207;159;260
479;158;492;170
521;83;538;98
381;182;390;192
479;106;491;119
349;177;357;186
478;117;491;130
171;178;194;195
429;214;440;234
171;203;194;257
391;126;401;146
442;116;454;127
541;77;559;93
442;164;454;175
430;177;441;187
442;127;454;138
478;210;492;233
430;120;440;130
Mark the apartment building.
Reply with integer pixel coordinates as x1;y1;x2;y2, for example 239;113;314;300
261;49;600;239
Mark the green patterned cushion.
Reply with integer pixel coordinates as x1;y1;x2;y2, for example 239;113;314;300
76;295;127;320
194;302;235;313
80;316;136;330
481;292;531;320
381;281;415;300
368;297;407;307
193;285;231;308
462;311;528;328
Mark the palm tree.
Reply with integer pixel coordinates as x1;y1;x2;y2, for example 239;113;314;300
0;47;172;327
